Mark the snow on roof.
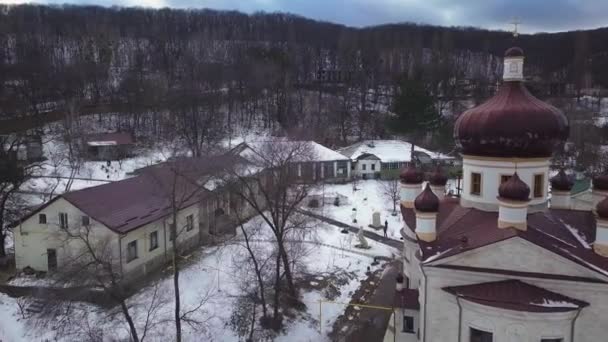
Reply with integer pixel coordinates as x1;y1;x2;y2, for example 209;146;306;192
338;140;453;163
237;140;349;162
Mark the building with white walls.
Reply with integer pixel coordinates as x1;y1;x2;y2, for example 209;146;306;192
338;140;453;180
386;46;608;342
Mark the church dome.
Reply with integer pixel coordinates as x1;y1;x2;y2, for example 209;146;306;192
597;197;608;219
415;183;439;212
400;165;424;184
551;169;574;192
498;173;530;201
454;47;569;158
593;174;608;191
428;165;448;186
504;46;524;57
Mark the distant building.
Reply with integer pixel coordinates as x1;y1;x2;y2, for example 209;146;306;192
13;154;259;282
1;134;43;162
230;140;352;182
83;132;134;160
338;140;453;180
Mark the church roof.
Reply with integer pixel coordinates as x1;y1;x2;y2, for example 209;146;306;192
401;199;608;278
443;279;588;313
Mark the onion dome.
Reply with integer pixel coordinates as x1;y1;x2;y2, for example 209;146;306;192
414;183;439;212
400;164;424;184
597;197;608;219
428;165;448;186
550;170;574;192
498;173;530;201
504;46;524;57
454;47;569;158
593;174;608;192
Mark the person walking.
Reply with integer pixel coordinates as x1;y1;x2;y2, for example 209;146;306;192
383;219;388;237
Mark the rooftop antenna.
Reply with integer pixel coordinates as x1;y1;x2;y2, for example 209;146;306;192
510;17;521;38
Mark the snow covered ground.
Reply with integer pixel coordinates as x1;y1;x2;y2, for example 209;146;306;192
1;215;397;342
308;180;456;237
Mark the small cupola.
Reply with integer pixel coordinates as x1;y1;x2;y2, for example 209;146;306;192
428;165;448;200
497;172;530;231
550;169;574;209
414;183;439;242
594;198;608;257
400;165;424;208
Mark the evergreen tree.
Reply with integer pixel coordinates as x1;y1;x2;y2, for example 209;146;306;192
389;76;442;141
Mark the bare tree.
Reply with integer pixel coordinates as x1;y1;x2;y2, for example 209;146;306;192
381;178;401;214
222;140;318;327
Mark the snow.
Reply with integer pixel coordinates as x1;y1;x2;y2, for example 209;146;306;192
532;299;579;308
422;248;453;263
309;180;404;239
86;141;118;146
2;213;396;342
338;140;453;163
237;140;349;163
560;220;592;249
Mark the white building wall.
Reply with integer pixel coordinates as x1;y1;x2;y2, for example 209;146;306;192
419;238;608;342
460;156;550;211
352;159;381;178
14;198;117;272
421;266;608;342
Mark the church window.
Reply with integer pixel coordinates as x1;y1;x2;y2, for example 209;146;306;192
470;173;482;196
470;328;492;342
534;174;544;198
500;175;511;184
402;316;414;333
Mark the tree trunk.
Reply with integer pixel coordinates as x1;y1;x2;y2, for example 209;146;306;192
278;243;297;298
119;300;140;342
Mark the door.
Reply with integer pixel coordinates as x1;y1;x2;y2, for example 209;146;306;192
47;249;57;271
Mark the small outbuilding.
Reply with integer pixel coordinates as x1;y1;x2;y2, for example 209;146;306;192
84;132;134;160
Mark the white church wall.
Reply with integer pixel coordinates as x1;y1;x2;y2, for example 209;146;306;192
421;255;608;342
460;156;550;211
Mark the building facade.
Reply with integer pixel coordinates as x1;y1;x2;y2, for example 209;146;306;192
388;47;608;342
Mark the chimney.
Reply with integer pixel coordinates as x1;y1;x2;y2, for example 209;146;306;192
594;198;608;257
550;170;574;209
400;165;424;208
497;173;530;231
414;184;439;242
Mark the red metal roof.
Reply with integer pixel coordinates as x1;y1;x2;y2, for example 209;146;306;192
401;199;608;278
443;279;588;312
454;81;569;158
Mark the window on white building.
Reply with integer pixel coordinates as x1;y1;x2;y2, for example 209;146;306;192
149;231;159;251
186;214;194;231
82;216;90;226
402;316;414;333
362;164;367;171
39;214;47;224
470;173;482;196
59;213;68;229
470;328;492;342
534;174;544;198
541;339;563;342
127;240;138;262
371;164;376;171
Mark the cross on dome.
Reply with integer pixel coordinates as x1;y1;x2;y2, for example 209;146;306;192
510;18;521;37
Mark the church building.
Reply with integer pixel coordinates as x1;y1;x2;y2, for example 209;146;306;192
395;46;608;342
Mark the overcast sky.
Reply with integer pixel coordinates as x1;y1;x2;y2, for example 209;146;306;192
2;0;607;33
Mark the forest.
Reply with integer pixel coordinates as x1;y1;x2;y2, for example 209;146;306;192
0;4;607;150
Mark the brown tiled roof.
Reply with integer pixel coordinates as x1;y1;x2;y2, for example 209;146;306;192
401;199;608;277
59;155;247;233
63;168;203;233
443;279;588;312
394;289;420;310
85;132;134;145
